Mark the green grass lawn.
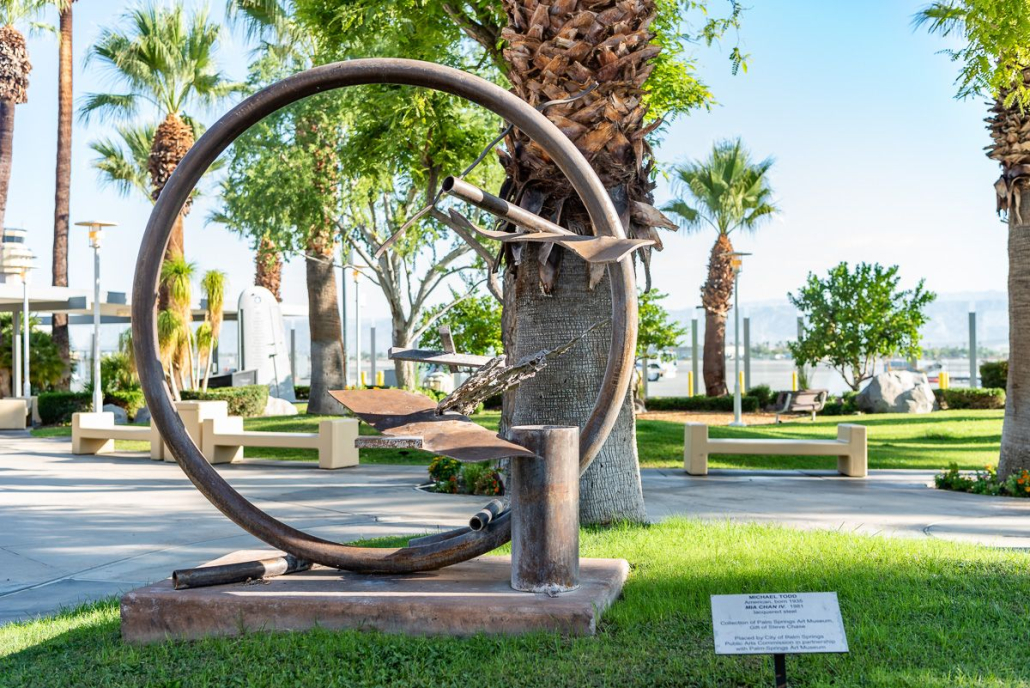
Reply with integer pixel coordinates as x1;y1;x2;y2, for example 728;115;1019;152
32;409;1002;471
1;519;1027;687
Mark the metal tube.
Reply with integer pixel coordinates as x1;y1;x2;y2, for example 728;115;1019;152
131;59;634;574
508;425;580;593
22;279;30;398
731;270;744;427
969;311;978;388
370;326;377;387
354;271;361;386
12;305;20;398
691;317;699;396
341;246;349;388
93;243;102;413
441;177;574;236
173;555;312;590
469;499;504;531
743;316;751;393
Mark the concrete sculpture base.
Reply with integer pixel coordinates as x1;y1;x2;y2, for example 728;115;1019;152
121;550;629;644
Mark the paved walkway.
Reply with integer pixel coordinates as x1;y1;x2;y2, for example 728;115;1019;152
2;432;1028;625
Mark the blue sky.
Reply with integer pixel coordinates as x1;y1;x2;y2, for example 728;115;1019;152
7;0;1002;324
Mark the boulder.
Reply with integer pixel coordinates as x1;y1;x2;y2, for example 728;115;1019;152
134;407;152;426
262;395;299;417
856;371;936;414
102;404;129;425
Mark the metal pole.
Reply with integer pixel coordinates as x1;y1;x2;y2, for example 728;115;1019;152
370;326;377;386
642;352;648;400
22;278;30;398
969;311;978;388
691;316;700;396
93;243;102;413
12;306;21;398
354;270;361;387
341;246;349;387
774;653;787;688
507;425;580;593
743;316;751;394
290;327;297;382
730;270;744;427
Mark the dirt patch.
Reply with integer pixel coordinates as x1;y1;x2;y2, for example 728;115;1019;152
636;410;781;426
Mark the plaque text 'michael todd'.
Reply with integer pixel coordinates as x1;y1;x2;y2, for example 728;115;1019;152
711;592;849;656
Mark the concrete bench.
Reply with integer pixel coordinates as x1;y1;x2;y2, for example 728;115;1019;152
0;398;31;430
201;416;359;469
684;423;868;477
72;412;164;459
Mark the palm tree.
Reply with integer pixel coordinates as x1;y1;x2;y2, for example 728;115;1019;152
160;255;196;391
80;4;242;305
90;123;155;201
50;0;75;389
0;0;45;231
157;309;184;401
918;2;1030;480
199;269;225;391
664;139;777;397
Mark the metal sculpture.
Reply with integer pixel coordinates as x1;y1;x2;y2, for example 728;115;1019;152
132;58;640;579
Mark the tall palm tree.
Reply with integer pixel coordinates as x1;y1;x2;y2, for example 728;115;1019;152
254;233;282;300
0;0;45;231
89;123;155;201
918;2;1030;480
50;0;75;389
80;4;242;305
664;139;777;397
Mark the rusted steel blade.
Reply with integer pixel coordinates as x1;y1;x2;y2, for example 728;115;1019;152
388;346;493;368
442;176;575;236
329;388;536;463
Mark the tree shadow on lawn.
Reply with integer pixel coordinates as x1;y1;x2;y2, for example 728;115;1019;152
2;521;1027;687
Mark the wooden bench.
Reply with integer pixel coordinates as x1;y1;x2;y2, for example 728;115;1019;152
72;412;163;459
201;416;360;469
773;389;829;422
684;423;867;477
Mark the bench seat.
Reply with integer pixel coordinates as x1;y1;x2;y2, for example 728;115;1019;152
201;416;359;469
72;412;163;458
685;423;867;477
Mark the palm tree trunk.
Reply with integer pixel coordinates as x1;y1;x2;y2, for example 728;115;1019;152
701;234;735;396
508;247;646;524
0;99;15;231
999;186;1030;479
305;249;345;413
255;234;282;301
51;3;74;390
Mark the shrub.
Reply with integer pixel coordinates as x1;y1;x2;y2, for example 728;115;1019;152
472;468;505;496
180;385;269;417
645;395;759;413
820;391;859;417
105;389;145;420
294;385;310;400
980;361;1008;390
936;387;1005;411
417;386;448;402
428;456;462;483
37;392;92;425
935;463;1028;498
428;458;503;495
746;384;774;408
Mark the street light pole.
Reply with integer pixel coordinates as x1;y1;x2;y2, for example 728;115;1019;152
75;221;116;413
354;268;361;387
728;252;750;428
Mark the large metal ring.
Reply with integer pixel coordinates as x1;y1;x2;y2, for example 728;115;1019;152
132;58;637;572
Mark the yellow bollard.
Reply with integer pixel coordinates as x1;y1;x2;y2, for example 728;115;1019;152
791;371;798;392
361;371;367;387
739;370;745;391
940;371;950;390
376;371;384;387
687;370;695;397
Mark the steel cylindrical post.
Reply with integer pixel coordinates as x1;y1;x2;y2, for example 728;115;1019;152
507;425;580;593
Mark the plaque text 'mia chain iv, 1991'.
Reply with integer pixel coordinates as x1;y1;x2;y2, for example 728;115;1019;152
711;592;849;656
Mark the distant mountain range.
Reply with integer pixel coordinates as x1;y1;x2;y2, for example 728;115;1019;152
669;290;1009;350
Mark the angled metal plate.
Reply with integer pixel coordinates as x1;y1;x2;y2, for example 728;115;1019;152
329;388;536;463
388;347;494;368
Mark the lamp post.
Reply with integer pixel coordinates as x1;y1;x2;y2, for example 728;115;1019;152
728;251;751;427
75;221;117;412
353;268;361;387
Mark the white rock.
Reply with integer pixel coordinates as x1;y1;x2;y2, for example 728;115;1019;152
102;404;129;425
856;371;936;414
262;396;299;417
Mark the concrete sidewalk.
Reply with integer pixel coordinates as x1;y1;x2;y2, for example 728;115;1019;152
2;431;1028;625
